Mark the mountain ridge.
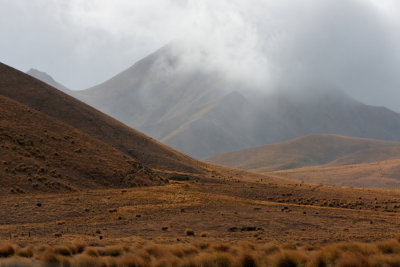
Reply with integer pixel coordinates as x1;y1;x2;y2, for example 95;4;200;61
72;45;400;158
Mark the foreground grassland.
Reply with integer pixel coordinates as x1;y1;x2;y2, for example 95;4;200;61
1;239;400;266
0;179;399;266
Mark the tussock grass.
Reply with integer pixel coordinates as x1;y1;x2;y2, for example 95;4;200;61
0;239;400;266
185;229;195;236
0;245;15;258
15;247;33;258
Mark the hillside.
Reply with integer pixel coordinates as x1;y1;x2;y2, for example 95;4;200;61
0;62;209;174
207;134;400;188
74;44;400;158
0;95;164;194
0;62;240;194
271;159;400;188
206;134;400;172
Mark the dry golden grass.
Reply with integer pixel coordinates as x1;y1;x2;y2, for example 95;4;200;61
1;239;400;266
206;134;400;173
207;134;400;188
0;181;399;246
271;159;400;188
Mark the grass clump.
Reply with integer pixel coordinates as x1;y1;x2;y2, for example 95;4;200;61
0;245;15;258
185;229;195;236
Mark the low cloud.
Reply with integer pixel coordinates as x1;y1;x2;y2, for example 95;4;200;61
0;0;400;110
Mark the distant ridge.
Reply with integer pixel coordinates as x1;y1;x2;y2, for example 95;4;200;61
206;134;400;172
206;134;400;188
271;159;400;188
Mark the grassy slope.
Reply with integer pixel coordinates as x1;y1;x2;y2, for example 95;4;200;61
0;95;165;194
0;62;209;174
206;134;400;172
207;134;400;188
271;159;400;188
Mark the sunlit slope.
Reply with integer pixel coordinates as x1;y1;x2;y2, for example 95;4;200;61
207;134;400;188
206;134;400;171
271;159;400;188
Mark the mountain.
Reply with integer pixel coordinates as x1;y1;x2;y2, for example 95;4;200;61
26;68;71;93
74;44;400;158
0;62;219;194
74;45;228;130
206;134;400;172
74;45;267;158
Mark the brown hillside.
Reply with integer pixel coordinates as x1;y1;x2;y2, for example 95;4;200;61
0;62;208;174
271;159;400;188
206;134;400;172
0;95;165;194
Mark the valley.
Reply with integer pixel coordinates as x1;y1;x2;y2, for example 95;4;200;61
1;46;400;266
3;1;400;265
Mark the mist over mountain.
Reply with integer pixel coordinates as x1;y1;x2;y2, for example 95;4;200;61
2;0;400;112
75;45;400;158
3;0;400;157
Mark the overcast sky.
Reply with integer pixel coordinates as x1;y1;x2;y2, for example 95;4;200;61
1;0;400;111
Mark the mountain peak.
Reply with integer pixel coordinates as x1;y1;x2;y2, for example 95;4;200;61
26;68;70;93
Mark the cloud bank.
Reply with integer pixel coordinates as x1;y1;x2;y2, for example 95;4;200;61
0;0;399;110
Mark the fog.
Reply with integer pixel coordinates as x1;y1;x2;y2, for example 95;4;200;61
1;0;400;110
